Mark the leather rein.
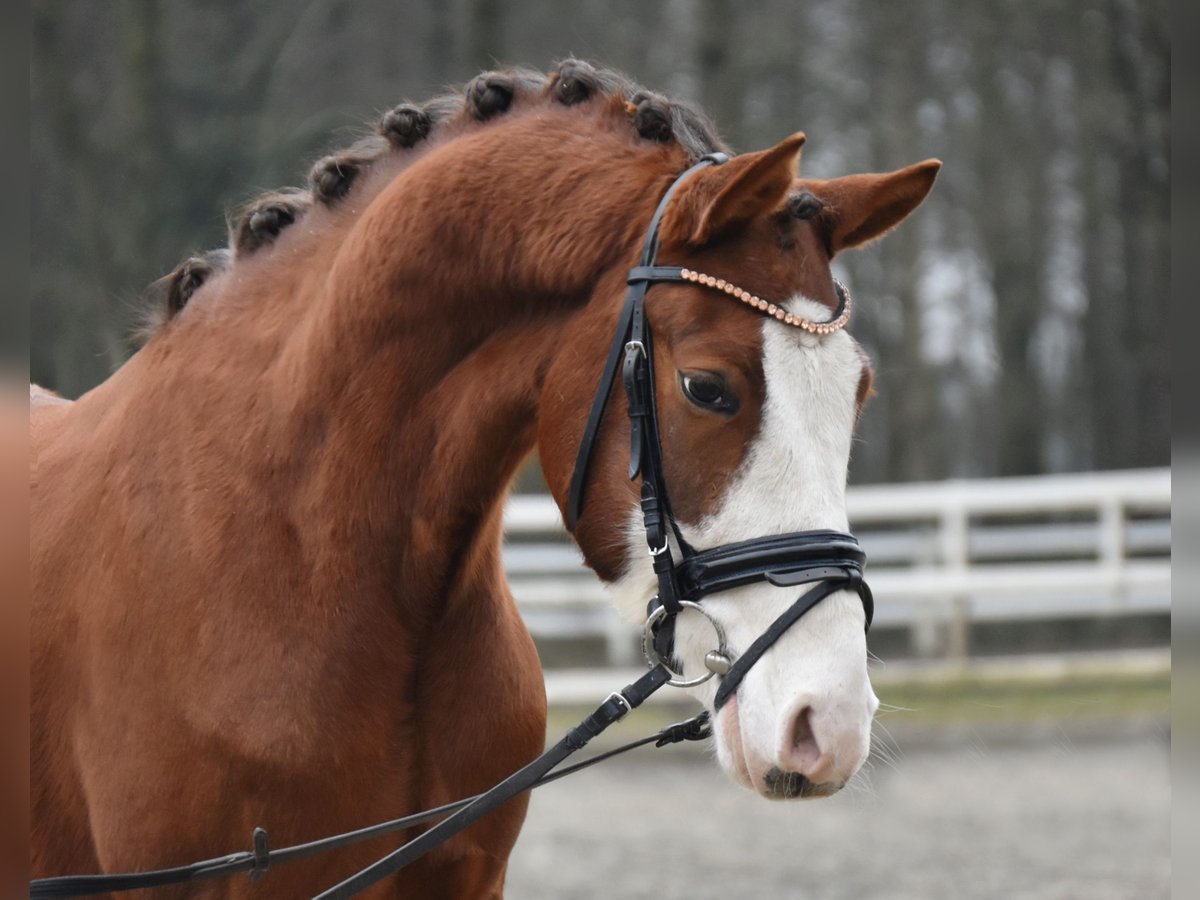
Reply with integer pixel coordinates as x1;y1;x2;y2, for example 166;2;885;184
31;153;873;900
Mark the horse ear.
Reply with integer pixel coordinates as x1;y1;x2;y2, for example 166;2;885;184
806;160;942;255
671;133;807;246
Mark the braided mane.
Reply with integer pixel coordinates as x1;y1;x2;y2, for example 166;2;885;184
140;60;725;337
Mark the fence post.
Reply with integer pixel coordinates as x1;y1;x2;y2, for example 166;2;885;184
1099;497;1125;609
942;496;970;663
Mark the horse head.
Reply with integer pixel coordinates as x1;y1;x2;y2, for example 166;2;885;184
540;134;939;799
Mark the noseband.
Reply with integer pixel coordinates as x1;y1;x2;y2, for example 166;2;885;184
566;153;874;709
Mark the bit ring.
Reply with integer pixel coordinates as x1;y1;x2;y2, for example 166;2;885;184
642;600;729;688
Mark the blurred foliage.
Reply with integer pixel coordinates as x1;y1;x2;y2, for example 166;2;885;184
30;0;1169;483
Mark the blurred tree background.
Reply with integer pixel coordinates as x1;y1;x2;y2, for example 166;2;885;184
29;0;1169;484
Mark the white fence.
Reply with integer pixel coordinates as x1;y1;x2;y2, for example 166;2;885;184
502;468;1171;665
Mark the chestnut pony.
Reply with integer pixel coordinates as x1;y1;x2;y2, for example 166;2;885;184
30;62;938;897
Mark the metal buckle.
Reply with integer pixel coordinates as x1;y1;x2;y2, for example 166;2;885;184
642;600;729;688
648;536;669;556
624;340;646;358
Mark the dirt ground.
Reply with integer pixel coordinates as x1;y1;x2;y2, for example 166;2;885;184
505;723;1170;899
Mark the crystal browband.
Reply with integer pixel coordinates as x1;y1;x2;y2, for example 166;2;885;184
679;268;852;334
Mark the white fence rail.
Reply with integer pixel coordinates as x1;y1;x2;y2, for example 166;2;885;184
503;468;1171;664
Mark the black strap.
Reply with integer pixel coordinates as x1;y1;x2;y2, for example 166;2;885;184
712;576;870;710
636;153;729;266
623;291;651;483
248;827;270;882
565;288;639;528
626;265;687;284
676;531;869;605
565;155;727;530
30;856;253;899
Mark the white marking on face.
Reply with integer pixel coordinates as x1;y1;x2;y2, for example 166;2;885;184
607;295;878;797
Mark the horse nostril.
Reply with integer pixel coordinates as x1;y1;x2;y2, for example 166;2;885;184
789;705;821;772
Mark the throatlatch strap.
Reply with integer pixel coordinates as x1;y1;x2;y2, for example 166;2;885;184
566;289;639;529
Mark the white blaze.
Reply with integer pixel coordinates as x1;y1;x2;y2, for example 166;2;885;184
608;296;877;794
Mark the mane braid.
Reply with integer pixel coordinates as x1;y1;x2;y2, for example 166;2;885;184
309;135;395;205
233;189;312;256
134;59;726;340
134;247;232;343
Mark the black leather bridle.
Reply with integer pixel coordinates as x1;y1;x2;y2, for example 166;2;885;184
566;152;873;710
31;153;876;900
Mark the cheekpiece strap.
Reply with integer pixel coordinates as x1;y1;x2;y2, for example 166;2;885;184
566;154;727;531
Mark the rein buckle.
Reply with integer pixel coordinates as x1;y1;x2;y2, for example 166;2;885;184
604;691;632;718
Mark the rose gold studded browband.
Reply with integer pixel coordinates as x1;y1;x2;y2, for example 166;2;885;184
623;265;853;336
678;268;853;335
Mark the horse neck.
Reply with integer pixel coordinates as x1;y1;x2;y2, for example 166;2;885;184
263;119;679;612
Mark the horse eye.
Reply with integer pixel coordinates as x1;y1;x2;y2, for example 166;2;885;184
679;372;738;414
